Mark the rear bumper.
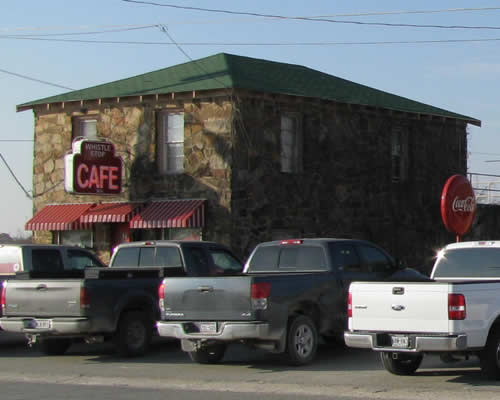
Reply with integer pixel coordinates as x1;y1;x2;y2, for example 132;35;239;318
0;317;91;336
344;331;468;352
156;320;279;341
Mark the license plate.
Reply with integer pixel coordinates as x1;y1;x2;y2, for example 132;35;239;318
199;322;217;334
391;335;409;348
24;319;52;329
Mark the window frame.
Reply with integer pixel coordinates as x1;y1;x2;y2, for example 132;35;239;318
391;126;408;183
157;110;185;175
280;113;303;173
72;115;99;141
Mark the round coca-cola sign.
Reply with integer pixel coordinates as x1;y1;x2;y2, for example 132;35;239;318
440;174;476;236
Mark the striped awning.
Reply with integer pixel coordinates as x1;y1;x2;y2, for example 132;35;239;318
129;199;205;229
80;202;142;223
25;203;94;231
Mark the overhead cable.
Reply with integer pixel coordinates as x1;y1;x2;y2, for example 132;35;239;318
0;68;75;90
0;153;32;200
2;36;500;46
121;1;500;30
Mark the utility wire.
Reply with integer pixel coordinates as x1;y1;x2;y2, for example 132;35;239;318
0;68;75;90
2;24;157;37
121;1;500;30
0;153;32;200
2;36;500;46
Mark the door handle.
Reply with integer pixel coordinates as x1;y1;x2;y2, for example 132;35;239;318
198;286;214;292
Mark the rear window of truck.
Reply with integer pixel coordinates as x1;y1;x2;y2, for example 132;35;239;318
248;245;327;272
111;246;182;269
433;247;500;278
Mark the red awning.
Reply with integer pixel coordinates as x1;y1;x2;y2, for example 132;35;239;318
129;199;205;229
25;203;94;231
80;202;142;223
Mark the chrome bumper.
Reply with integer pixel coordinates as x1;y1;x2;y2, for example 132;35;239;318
0;317;91;336
344;331;468;352
156;321;278;341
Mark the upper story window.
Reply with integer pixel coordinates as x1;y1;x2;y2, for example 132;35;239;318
391;127;408;183
72;116;98;141
280;113;303;173
157;111;184;175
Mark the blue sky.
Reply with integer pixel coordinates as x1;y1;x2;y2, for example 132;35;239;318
1;0;500;236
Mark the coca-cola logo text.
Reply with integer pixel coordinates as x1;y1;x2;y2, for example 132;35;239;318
452;196;475;213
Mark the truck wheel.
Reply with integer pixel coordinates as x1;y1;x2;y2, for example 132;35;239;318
285;315;318;366
380;352;423;375
479;328;500;379
114;311;152;357
39;338;71;356
188;343;226;364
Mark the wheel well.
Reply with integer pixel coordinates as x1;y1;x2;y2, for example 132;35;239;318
288;302;320;327
487;317;500;338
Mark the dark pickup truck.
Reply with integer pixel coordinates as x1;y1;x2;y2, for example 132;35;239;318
157;238;426;365
0;240;242;356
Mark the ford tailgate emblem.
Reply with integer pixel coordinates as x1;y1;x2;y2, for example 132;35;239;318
392;287;404;295
392;305;406;311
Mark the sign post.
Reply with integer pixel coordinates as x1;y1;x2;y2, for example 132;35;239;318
65;138;122;195
440;174;476;241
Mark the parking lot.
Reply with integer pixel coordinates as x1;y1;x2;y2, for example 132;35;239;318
1;333;499;400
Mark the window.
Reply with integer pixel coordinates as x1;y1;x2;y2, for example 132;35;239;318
155;247;182;268
391;127;408;183
31;249;64;272
331;244;362;272
281;114;302;173
357;244;394;273
112;247;140;267
68;249;103;269
157;111;184;174
209;249;243;274
73;116;98;140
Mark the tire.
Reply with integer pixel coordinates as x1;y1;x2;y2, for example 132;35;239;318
114;311;152;357
285;315;318;366
380;352;423;375
38;338;71;355
188;343;226;364
480;328;500;380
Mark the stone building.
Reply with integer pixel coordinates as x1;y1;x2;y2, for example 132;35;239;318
19;53;480;267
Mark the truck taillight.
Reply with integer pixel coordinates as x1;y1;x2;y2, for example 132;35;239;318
158;283;165;300
251;282;271;310
347;292;352;318
1;284;6;310
80;287;90;309
158;283;165;314
448;293;466;320
280;239;303;245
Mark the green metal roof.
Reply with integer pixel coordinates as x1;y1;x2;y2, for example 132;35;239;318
17;53;480;126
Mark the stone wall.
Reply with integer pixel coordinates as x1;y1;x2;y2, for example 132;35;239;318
30;96;234;251
230;94;468;271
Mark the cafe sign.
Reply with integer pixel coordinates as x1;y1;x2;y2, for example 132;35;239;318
65;138;122;195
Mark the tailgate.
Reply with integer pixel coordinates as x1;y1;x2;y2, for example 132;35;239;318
3;280;84;317
350;282;450;333
163;276;253;321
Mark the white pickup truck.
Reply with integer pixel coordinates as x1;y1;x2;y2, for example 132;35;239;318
344;241;500;380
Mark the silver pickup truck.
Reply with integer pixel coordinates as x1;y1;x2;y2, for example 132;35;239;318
0;240;242;357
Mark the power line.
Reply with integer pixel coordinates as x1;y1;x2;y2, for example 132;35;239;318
308;7;500;18
0;153;32;200
0;68;75;90
121;1;500;30
2;24;157;37
2;36;500;46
